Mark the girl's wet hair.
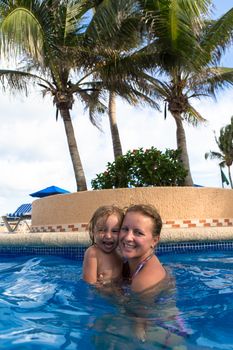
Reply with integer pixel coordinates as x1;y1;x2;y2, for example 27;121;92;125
124;204;162;237
88;204;124;244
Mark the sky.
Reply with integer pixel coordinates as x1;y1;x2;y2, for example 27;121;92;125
0;0;233;216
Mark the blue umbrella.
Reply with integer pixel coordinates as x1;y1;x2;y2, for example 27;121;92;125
30;185;70;198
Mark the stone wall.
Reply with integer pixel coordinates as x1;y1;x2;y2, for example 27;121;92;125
31;187;233;242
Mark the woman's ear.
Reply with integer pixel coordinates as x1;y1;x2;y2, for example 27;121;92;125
151;236;160;248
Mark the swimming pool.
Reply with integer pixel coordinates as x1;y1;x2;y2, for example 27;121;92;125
0;250;232;349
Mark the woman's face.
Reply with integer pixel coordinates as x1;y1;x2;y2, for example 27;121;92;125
93;214;121;253
119;211;159;260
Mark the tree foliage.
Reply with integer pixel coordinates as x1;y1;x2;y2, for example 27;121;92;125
91;147;187;189
135;1;233;186
205;117;233;188
0;0;109;191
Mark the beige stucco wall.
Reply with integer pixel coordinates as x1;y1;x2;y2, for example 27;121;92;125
31;187;233;226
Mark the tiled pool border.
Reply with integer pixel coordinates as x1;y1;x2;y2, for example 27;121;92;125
0;241;233;259
31;218;233;232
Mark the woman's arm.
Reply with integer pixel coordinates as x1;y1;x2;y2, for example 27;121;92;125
82;247;98;284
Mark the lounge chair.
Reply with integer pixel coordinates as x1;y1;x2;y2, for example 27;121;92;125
1;203;32;233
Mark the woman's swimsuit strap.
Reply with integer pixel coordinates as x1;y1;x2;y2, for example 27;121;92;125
131;253;154;280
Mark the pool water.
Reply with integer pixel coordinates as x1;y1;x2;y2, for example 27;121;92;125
164;251;233;350
0;251;232;349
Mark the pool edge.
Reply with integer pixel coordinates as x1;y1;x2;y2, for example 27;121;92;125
0;226;233;247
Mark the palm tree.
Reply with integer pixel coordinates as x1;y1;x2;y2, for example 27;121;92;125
81;0;160;160
107;91;122;159
135;1;233;186
205;117;233;188
81;0;233;185
88;50;160;160
2;0;233;191
0;0;109;191
0;0;160;186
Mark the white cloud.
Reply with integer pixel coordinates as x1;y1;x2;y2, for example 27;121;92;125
0;87;232;216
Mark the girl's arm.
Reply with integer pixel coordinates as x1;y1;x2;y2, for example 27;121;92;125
82;247;98;284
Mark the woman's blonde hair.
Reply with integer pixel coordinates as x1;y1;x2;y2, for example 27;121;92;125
124;204;162;237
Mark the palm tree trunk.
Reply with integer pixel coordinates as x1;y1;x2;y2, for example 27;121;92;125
173;112;194;186
60;108;87;191
108;91;123;160
227;166;233;188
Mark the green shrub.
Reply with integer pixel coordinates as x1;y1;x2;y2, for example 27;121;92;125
91;147;187;189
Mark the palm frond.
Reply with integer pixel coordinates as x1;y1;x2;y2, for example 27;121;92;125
85;0;140;50
205;151;223;161
204;67;233;94
76;86;107;129
186;67;233;100
201;7;233;64
184;104;206;126
0;1;49;64
138;0;210;72
0;67;52;94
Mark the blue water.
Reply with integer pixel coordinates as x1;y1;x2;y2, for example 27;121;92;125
0;251;232;349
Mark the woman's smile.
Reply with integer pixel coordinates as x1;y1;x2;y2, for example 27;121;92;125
119;211;156;259
121;241;137;251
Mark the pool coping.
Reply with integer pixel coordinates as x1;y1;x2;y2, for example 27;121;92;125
1;226;233;246
0;229;232;259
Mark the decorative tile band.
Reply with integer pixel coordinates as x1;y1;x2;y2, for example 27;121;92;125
31;218;233;233
31;223;88;233
163;218;233;229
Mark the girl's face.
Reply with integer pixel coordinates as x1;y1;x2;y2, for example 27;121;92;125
119;211;158;261
94;214;121;253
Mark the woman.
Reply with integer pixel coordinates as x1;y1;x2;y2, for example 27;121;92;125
119;204;184;344
120;203;167;294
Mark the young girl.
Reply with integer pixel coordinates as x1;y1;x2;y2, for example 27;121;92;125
82;204;124;285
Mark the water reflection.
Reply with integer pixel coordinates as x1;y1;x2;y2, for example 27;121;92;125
89;275;189;350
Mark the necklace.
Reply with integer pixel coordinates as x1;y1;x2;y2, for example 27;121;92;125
131;253;154;280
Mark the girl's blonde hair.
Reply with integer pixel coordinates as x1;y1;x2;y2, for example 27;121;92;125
88;205;124;244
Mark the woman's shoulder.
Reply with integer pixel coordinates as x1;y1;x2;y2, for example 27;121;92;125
144;254;166;273
132;256;166;293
